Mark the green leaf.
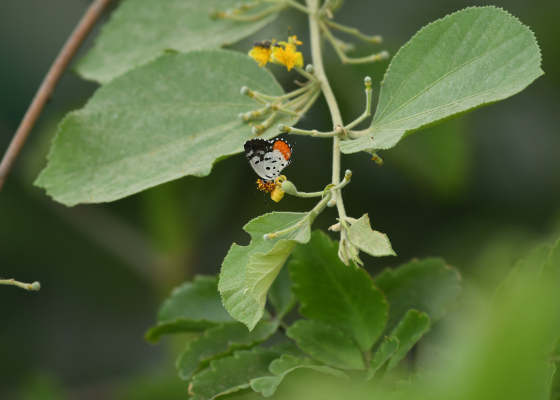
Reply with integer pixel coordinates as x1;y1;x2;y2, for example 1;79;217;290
340;6;543;154
388;310;430;369
347;214;396;258
251;355;348;398
286;320;365;370
375;258;461;333
219;212;312;331
267;263;296;319
146;276;232;343
367;336;399;380
36;50;296;206
290;231;388;351
268;355;321;375
188;347;278;400
75;0;280;84
177;320;278;381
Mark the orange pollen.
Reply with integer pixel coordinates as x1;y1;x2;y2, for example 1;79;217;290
256;179;276;193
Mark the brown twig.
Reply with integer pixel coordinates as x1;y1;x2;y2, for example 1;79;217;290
0;0;113;193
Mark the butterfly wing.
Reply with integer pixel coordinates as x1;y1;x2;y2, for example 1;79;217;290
244;138;294;181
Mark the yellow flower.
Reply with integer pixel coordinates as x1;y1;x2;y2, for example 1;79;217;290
271;43;303;71
289;35;303;46
249;45;272;67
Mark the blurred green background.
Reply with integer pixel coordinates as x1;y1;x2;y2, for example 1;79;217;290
1;0;559;398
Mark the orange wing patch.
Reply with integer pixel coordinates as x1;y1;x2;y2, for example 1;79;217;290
273;140;291;160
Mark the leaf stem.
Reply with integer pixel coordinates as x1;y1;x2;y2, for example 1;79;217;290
0;0;113;194
323;19;382;44
0;279;41;291
265;171;351;239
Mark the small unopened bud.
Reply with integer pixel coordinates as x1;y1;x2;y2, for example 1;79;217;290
278;124;291;133
329;223;341;232
31;282;41;291
364;76;372;90
327;199;336;207
238;113;247;121
252;125;265;135
305;64;315;74
377;51;390;61
240;86;252;96
344;170;352;180
263;234;270;241
280;180;298;195
370;35;382;44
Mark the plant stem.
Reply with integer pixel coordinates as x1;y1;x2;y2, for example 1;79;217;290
0;0;113;194
306;0;349;226
320;20;389;65
345;84;373;130
323;19;382;43
0;279;41;291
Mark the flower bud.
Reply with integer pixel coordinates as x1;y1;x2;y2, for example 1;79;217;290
280;180;297;195
240;86;252;96
329;223;341;232
31;282;41;291
305;64;315;74
327;199;336;207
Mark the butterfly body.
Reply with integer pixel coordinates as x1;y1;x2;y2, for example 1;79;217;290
244;138;294;181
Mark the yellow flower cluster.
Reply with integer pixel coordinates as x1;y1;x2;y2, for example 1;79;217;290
249;36;304;71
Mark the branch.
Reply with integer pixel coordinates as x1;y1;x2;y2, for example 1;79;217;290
0;0;113;194
0;279;41;291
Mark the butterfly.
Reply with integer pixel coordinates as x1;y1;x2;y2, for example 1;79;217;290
244;138;294;182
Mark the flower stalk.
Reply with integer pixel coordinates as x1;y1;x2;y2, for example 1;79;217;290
0;278;41;291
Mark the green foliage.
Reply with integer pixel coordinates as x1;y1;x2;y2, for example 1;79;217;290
346;214;396;258
251;356;349;397
267;264;296;319
290;230;388;351
340;6;543;154
387;310;430;369
188;348;279;400
75;0;278;83
219;212;312;331
367;337;399;380
146;276;232;343
286;319;365;370
375;258;461;332
36;50;296;206
177;321;278;381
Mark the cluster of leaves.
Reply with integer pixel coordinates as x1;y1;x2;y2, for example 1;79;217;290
148;231;461;399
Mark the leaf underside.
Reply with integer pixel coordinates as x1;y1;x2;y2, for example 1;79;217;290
75;0;279;84
341;6;543;154
219;212;312;330
36;50;297;206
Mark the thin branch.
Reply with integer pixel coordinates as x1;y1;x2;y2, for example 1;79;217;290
323;19;382;44
0;279;41;291
0;0;114;194
320;20;389;65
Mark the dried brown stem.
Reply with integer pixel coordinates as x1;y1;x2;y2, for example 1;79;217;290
0;0;113;193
